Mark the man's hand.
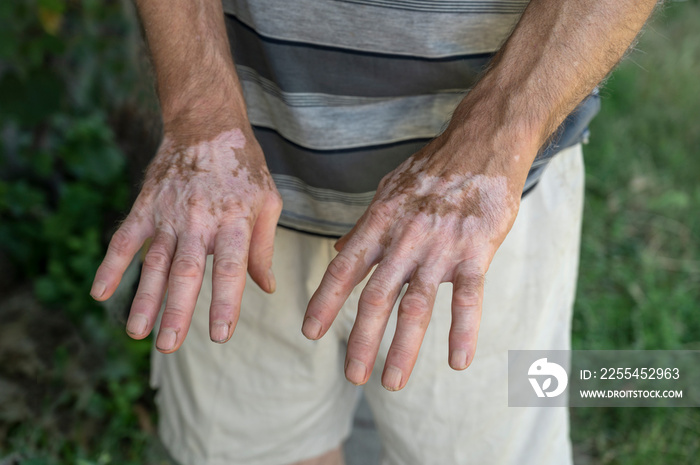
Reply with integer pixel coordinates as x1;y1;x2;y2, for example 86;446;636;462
304;0;659;390
91;126;282;352
90;0;282;352
303;117;528;391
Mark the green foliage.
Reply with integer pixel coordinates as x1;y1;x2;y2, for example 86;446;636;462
0;1;162;464
571;1;700;463
0;0;134;316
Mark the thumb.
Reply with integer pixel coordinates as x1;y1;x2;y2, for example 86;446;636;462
247;193;282;293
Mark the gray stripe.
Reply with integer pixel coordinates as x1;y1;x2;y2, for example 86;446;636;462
241;70;465;150
273;174;376;204
222;0;525;57
226;17;493;98
273;174;370;236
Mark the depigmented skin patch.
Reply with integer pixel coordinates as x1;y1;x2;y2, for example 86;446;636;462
134;128;280;252
144;128;270;192
370;145;518;245
150;150;209;184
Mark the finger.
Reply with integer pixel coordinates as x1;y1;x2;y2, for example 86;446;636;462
334;223;358;252
335;187;386;253
155;233;208;353
305;200;396;340
448;263;486;371
381;270;439;391
344;259;410;385
126;228;177;339
91;212;152;301
247;194;282;293
209;220;252;343
303;239;380;341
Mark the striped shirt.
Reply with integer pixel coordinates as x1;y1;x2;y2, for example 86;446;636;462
222;0;600;236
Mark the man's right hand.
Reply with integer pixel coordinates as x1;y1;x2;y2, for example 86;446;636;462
90;124;282;353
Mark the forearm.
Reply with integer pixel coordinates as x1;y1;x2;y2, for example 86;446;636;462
135;0;248;135
445;0;659;180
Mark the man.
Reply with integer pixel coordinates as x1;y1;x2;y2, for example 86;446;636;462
91;1;658;463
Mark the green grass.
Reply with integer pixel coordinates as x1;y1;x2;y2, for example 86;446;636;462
571;1;700;463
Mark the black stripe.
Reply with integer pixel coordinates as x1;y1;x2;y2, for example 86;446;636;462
255;126;431;193
337;0;527;14
254;124;433;155
226;14;494;97
277;223;344;239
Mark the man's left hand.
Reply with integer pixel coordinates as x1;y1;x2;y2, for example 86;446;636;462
302;124;532;391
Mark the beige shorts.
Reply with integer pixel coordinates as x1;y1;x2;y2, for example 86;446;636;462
151;145;584;465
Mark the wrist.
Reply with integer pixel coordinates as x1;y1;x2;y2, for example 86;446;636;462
160;75;249;127
439;81;545;182
161;84;254;148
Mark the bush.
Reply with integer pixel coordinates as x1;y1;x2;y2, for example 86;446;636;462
0;2;164;463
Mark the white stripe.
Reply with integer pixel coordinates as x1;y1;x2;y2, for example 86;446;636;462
223;0;524;57
241;66;466;150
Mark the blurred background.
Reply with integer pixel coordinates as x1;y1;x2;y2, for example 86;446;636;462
0;0;698;464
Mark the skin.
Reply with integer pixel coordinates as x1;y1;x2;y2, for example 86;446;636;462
92;0;659;461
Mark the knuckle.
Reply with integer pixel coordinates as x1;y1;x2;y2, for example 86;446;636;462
209;301;236;318
399;293;430;317
185;213;210;230
367;201;393;225
170;254;204;278
402;219;427;239
348;332;375;353
453;290;480;310
162;306;189;321
326;254;355;283
131;291;161;309
213;257;245;280
359;284;390;312
269;192;283;211
398;303;431;328
143;249;171;274
109;228;134;256
458;271;486;291
308;291;333;315
210;298;234;311
389;345;415;362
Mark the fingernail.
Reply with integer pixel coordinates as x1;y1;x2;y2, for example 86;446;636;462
126;314;148;336
267;269;276;293
450;350;468;370
302;316;322;340
345;358;368;385
382;365;403;391
156;328;177;352
90;280;106;299
211;321;230;343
